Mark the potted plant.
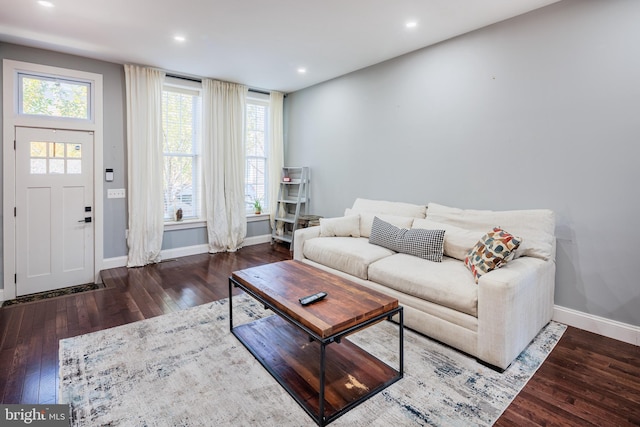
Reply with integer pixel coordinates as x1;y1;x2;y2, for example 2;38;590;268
253;198;262;215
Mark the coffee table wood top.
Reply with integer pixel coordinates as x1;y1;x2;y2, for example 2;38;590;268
231;260;398;339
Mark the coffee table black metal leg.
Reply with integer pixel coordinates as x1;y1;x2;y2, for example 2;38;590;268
319;342;326;426
399;309;404;377
228;278;233;332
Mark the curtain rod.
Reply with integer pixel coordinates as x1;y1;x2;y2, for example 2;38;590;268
165;73;272;95
166;73;201;83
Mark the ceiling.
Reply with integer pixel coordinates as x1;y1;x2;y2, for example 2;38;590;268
0;0;561;93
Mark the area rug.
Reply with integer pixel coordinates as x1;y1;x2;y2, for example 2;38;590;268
59;294;566;426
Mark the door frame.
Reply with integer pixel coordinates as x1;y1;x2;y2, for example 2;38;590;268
2;59;104;301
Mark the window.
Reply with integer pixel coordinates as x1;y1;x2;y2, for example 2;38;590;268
161;84;269;221
30;141;82;174
162;84;202;221
245;96;269;213
18;73;91;120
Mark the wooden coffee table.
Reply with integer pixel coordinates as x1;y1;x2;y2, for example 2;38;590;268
229;260;403;426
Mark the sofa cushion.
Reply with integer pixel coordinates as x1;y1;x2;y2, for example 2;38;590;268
352;198;426;218
368;254;478;317
427;203;555;260
319;215;360;237
413;218;484;261
369;217;445;262
303;237;394;280
464;227;521;283
345;208;414;238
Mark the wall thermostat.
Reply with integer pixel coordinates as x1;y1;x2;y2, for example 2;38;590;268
105;168;114;182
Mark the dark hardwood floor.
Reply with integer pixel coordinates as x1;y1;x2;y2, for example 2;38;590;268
1;242;639;425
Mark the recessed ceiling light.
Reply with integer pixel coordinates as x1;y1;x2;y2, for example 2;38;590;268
297;68;307;74
38;0;54;7
174;35;186;42
405;21;418;29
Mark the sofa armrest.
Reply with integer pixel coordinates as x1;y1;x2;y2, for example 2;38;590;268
477;256;556;370
293;226;321;261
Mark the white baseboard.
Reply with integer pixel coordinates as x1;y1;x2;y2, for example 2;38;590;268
553;305;639;346
100;234;273;272
161;244;209;261
243;234;272;246
101;255;128;271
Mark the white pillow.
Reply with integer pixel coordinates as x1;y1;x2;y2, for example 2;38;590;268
345;208;414;238
319;215;361;237
413;218;484;261
427;203;555;260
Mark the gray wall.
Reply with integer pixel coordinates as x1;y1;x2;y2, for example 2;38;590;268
0;42;271;290
285;0;640;326
160;220;271;250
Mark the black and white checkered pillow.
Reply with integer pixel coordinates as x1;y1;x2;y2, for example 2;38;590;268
369;216;445;262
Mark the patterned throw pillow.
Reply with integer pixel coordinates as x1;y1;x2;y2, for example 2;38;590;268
464;227;522;283
369;216;445;262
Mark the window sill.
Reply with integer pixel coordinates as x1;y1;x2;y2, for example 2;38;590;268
163;213;270;231
247;212;270;223
164;219;206;231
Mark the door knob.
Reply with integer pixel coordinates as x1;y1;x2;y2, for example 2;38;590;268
78;217;92;223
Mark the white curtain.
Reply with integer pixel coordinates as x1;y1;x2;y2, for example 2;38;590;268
202;79;248;252
124;65;165;267
268;91;285;230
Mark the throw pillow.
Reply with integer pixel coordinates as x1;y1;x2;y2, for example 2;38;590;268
345;208;414;238
319;215;361;237
464;227;522;283
427;202;555;261
369;216;445;262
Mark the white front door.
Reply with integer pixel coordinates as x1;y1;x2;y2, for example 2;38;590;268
15;127;94;296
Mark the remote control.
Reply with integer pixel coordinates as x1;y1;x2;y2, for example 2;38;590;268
299;292;327;306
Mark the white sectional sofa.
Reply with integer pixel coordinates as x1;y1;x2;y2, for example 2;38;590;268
293;198;556;370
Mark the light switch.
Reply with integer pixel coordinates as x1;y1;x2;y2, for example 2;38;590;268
107;189;126;199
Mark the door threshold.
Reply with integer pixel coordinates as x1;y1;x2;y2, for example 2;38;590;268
1;282;104;307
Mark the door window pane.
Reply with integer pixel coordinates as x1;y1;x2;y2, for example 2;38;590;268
67;159;82;174
30;141;47;157
67;143;82;158
30;159;47;174
50;142;65;157
49;159;65;174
